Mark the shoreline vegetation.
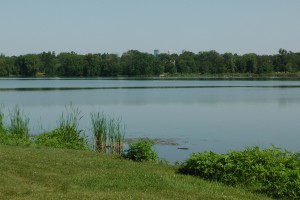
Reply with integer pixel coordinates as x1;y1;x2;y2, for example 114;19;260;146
0;145;272;200
1;49;300;78
1;105;300;199
2;72;300;80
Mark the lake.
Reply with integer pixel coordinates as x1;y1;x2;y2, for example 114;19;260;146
1;78;300;163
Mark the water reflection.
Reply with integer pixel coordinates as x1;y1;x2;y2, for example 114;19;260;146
1;87;300;106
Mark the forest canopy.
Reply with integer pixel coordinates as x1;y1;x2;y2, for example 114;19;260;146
1;49;300;77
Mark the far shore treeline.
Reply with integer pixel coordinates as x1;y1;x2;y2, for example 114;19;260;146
1;49;300;77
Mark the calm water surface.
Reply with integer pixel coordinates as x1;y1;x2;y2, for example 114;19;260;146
1;78;300;163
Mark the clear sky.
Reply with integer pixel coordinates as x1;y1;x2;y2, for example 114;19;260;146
1;0;300;56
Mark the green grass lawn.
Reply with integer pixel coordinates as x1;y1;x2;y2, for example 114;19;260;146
0;145;272;200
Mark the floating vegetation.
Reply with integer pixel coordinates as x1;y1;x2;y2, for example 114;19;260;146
124;137;179;146
177;147;189;150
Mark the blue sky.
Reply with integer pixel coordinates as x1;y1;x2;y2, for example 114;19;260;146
1;0;300;56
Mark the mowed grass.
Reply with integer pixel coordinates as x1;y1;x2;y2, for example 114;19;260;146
0;145;272;200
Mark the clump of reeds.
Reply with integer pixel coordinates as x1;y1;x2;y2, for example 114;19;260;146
91;112;126;153
0;107;4;133
58;105;83;142
0;106;33;146
35;104;88;150
8;106;29;139
91;112;107;151
108;117;126;153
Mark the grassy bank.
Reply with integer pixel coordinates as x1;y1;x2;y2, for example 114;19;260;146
0;145;271;200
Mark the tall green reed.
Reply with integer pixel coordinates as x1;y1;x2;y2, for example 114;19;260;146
8;106;29;138
58;105;83;143
35;104;88;150
0;107;4;133
91;112;126;153
91;112;107;151
112;118;125;153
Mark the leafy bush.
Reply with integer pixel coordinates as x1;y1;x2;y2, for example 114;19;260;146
35;106;88;150
122;139;158;162
179;146;300;199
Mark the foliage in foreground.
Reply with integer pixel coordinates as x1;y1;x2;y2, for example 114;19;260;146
0;106;32;146
0;107;4;133
35;106;88;150
8;106;30;138
0;105;127;152
179;146;300;199
0;145;271;200
122;138;158;162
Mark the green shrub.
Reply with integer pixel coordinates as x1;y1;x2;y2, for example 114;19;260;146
122;139;158;162
35;106;88;150
179;146;300;199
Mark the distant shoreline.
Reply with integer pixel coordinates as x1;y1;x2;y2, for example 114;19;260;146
1;72;300;80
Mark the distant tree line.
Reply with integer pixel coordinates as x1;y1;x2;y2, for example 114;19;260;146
0;49;300;77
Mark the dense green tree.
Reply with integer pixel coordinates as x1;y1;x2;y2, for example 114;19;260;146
101;54;121;76
293;53;300;71
257;55;273;74
153;57;165;75
58;52;84;76
273;48;293;72
196;51;224;74
223;53;237;73
243;54;258;73
39;51;57;75
284;51;299;72
15;54;41;76
157;53;176;74
176;51;197;73
1;49;300;77
0;57;8;76
121;50;155;76
83;54;101;76
0;55;16;76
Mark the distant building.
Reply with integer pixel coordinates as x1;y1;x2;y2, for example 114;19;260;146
168;50;173;55
154;49;159;56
